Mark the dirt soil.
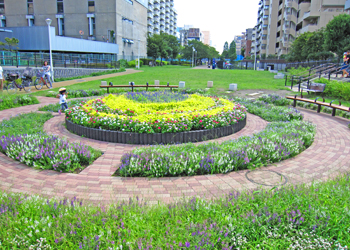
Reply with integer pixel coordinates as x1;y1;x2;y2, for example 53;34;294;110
215;88;293;98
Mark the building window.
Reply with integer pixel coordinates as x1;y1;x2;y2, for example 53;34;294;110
0;19;6;27
88;17;95;36
28;18;34;26
57;18;64;35
0;0;4;14
57;0;64;13
28;0;34;15
88;1;95;13
125;0;133;5
122;17;133;25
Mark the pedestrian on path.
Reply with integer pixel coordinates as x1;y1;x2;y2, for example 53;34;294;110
57;87;68;115
42;61;53;88
341;52;349;78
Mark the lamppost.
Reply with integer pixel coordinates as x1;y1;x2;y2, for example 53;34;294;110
45;18;54;82
192;47;195;67
137;39;140;69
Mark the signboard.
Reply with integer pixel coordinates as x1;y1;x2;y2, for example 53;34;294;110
188;28;200;38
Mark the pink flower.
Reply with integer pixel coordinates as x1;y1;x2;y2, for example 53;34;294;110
158;127;161;129
199;120;202;123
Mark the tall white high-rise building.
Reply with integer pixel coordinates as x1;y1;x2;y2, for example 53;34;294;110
147;0;177;36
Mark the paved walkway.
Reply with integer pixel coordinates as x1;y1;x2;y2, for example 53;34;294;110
0;97;349;204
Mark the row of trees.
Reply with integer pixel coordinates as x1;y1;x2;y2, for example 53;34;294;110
147;32;219;64
287;14;350;62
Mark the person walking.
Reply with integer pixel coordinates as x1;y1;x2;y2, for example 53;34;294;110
57;88;68;115
42;61;53;88
341;52;349;78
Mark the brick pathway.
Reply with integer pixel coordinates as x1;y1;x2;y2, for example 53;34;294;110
0;98;349;204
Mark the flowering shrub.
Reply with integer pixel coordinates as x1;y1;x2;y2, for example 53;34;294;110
233;97;303;122
119;121;316;177
258;94;293;106
0;133;101;173
66;93;246;134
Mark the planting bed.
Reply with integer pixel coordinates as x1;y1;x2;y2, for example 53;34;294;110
65;91;247;144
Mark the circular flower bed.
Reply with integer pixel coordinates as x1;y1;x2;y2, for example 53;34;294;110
66;91;246;134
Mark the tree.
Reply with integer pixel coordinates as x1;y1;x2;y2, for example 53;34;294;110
221;41;229;59
146;33;180;65
325;14;350;59
227;40;237;62
0;37;19;52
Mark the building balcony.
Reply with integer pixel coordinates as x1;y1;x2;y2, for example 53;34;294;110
153;3;160;9
297;23;318;34
160;14;165;20
165;2;170;7
285;0;298;9
165;7;170;12
153;10;160;16
160;2;165;8
148;26;153;33
160;8;165;14
153;0;159;3
303;11;320;20
148;12;153;18
148;20;153;26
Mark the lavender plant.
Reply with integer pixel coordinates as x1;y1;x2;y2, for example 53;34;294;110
0;134;100;172
0;175;349;249
119;121;315;177
125;90;189;103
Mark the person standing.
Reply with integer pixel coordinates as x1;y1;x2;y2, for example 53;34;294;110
42;61;53;88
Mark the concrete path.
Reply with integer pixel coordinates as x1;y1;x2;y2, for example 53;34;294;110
0;97;349;204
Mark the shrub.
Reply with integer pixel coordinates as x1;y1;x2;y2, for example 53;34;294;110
286;66;310;76
45;88;123;99
314;78;350;101
0;94;39;110
128;59;144;68
118;59;128;68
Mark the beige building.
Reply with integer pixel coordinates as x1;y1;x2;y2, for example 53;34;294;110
147;0;177;36
0;0;148;60
202;31;211;45
251;0;346;58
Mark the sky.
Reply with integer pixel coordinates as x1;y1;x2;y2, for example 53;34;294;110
174;0;260;53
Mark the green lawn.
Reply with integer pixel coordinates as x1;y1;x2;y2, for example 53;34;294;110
33;66;289;96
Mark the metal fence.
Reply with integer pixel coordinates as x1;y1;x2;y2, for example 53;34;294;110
0;51;122;69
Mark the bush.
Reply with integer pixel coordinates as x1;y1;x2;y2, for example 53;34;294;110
117;59;128;68
45;88;123;99
155;60;168;66
314;78;350;101
287;66;310;76
128;59;144;68
140;58;153;66
0;94;39;110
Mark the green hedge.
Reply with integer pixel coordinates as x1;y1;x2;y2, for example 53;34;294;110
314;78;350;101
128;59;144;68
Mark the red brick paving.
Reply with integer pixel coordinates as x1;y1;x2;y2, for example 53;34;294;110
0;97;349;204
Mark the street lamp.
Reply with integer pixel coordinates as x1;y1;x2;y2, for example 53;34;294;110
137;39;140;69
192;47;196;67
45;18;54;82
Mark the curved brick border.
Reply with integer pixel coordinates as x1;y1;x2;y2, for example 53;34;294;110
66;117;246;145
0;97;349;205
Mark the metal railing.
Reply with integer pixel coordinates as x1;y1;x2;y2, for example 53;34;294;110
0;51;122;69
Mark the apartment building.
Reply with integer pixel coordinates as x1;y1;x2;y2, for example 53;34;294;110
0;0;148;59
202;31;211;46
244;28;254;57
296;0;346;35
250;0;346;58
147;0;177;36
234;35;245;56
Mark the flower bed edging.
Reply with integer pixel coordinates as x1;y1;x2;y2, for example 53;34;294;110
65;117;246;145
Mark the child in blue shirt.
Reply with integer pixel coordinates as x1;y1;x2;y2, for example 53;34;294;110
56;88;68;115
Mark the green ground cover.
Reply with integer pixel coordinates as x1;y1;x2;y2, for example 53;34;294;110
0;174;349;249
33;66;289;96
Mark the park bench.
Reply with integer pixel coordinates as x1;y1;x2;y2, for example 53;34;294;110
100;82;179;93
301;82;326;97
286;95;350;116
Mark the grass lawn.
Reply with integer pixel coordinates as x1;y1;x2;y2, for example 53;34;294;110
33;66;289;96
